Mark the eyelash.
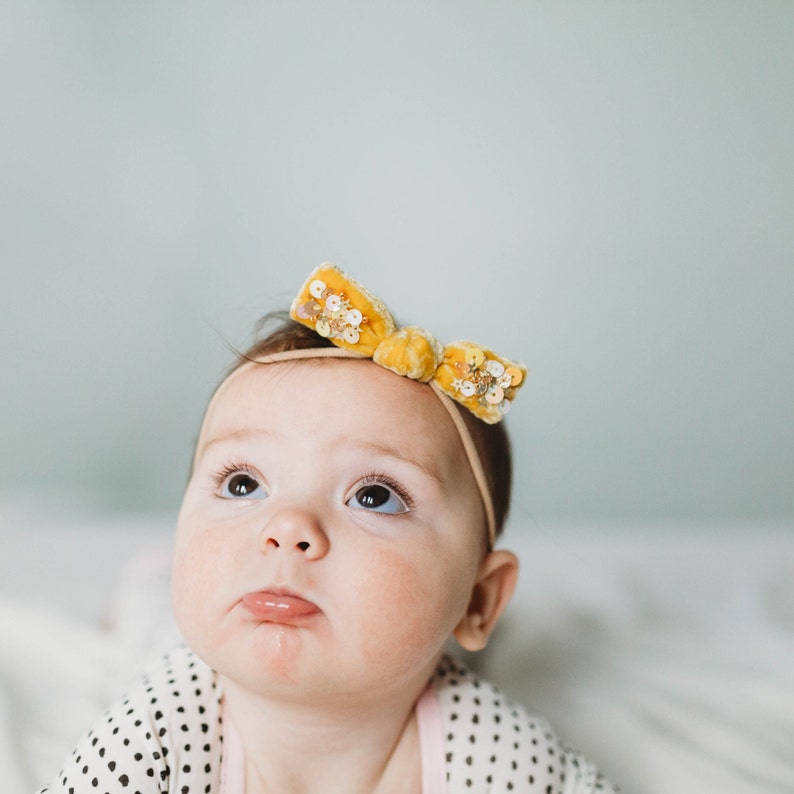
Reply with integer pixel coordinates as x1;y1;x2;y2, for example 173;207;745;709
211;460;259;490
358;471;415;511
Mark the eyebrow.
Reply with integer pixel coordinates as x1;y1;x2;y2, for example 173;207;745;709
195;428;276;461
196;429;444;486
347;439;445;486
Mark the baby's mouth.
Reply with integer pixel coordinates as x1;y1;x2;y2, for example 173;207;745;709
241;589;321;625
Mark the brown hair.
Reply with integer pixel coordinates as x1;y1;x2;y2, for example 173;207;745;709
226;312;513;538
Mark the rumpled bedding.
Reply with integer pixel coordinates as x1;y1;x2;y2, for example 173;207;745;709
1;519;792;794
0;540;180;794
485;526;794;793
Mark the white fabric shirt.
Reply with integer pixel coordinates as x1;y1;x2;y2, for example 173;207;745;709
38;645;619;793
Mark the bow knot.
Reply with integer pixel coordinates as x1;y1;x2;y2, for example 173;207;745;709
373;327;443;383
290;264;526;424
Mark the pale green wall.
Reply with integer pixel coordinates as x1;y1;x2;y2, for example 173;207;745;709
1;1;792;525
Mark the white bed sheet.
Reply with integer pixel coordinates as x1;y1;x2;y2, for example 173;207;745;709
1;503;792;794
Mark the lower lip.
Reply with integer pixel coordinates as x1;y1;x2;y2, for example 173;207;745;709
241;591;321;625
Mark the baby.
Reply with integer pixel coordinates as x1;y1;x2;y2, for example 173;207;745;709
39;266;618;793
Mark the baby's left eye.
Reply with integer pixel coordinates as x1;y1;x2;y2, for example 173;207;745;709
347;483;409;515
219;472;266;499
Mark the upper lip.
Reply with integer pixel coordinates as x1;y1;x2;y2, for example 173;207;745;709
240;586;322;613
251;585;311;600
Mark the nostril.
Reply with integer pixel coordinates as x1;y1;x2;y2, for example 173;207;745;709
266;538;280;548
296;541;310;552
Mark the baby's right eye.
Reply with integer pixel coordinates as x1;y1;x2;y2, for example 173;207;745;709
218;471;266;499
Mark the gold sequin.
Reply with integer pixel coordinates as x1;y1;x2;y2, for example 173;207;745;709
505;366;523;386
465;348;485;368
316;316;331;337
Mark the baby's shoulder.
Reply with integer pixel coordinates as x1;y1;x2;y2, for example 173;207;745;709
432;656;619;794
37;645;223;793
109;643;223;751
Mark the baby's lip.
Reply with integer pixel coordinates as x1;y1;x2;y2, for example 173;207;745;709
241;588;321;624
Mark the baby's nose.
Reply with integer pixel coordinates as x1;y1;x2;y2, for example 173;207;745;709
264;537;310;551
260;509;329;559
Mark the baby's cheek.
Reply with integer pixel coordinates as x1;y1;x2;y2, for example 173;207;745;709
354;550;462;665
170;546;202;640
170;525;225;639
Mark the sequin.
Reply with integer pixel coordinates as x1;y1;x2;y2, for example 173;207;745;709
460;380;476;397
485;385;504;404
310;280;326;299
465;348;485;368
343;327;360;344
316;316;331;337
297;300;321;320
486;360;505;378
346;309;363;326
326;295;342;312
505;366;523;386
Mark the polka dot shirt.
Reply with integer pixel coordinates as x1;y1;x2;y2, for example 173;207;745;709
38;646;618;793
37;646;223;794
431;656;619;793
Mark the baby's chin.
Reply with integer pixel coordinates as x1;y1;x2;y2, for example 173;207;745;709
242;621;313;685
186;621;332;696
200;634;425;713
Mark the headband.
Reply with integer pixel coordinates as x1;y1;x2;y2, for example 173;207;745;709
196;265;527;547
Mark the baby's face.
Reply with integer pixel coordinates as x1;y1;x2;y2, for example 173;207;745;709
172;358;487;708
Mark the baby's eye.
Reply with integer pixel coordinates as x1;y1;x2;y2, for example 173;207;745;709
347;483;409;515
219;472;266;499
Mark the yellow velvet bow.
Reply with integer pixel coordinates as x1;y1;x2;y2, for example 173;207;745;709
290;265;526;424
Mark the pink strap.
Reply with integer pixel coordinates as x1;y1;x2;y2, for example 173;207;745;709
416;684;446;794
221;688;444;793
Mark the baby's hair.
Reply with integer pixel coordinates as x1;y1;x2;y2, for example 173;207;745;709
223;311;513;539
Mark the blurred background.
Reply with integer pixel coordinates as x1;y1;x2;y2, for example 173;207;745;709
1;0;792;529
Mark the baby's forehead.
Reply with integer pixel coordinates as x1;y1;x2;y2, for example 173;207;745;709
199;358;465;462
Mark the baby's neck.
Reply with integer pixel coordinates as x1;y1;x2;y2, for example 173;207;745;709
220;674;423;794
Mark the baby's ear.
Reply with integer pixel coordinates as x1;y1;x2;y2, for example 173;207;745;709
453;550;519;652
